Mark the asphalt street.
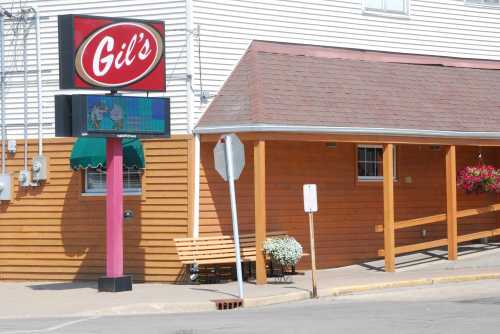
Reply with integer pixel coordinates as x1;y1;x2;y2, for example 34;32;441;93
1;279;500;334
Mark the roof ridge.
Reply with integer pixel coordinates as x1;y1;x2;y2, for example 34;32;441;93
249;40;500;70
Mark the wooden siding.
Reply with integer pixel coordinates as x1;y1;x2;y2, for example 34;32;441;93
199;141;500;269
0;136;191;282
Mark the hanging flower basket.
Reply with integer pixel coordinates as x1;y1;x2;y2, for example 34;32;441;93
457;165;500;194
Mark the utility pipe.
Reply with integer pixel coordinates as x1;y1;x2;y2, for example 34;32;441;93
193;133;200;238
186;0;201;238
185;0;194;133
0;14;6;174
23;16;28;171
33;7;43;156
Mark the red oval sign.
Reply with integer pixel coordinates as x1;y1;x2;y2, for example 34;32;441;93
75;22;164;88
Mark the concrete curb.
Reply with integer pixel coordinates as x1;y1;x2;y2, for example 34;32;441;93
1;273;499;319
243;272;500;309
244;291;311;308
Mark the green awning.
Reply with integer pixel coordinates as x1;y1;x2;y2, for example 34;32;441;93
70;138;145;170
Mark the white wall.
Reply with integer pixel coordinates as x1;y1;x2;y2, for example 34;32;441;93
191;0;500;122
0;0;188;138
1;0;499;136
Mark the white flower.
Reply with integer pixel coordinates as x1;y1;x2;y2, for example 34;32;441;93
263;236;303;266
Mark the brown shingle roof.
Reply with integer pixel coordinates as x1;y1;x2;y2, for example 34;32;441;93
196;41;500;138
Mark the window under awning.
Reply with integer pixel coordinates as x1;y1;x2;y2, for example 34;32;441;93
70;138;145;170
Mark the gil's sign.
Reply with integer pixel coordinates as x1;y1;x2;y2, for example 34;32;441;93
55;95;170;138
58;15;165;92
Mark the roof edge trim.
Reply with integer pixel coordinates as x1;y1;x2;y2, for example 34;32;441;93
194;124;500;139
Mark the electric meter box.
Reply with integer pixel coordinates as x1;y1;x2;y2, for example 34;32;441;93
32;155;48;182
0;173;12;201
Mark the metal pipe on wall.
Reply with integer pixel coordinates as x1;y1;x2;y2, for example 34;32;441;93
0;14;6;174
185;0;194;133
186;0;201;238
193;133;200;238
23;16;28;171
34;7;43;156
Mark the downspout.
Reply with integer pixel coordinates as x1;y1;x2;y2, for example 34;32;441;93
0;14;6;174
34;7;43;156
186;0;194;134
186;0;200;238
23;16;28;172
193;133;200;238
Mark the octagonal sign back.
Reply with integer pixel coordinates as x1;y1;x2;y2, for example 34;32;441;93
214;134;245;181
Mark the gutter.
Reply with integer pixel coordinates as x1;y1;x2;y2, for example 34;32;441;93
194;124;500;140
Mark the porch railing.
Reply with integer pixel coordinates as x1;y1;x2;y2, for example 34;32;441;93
375;202;500;257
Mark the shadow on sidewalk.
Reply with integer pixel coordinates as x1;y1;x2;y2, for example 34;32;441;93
27;282;97;291
357;243;500;272
190;287;239;299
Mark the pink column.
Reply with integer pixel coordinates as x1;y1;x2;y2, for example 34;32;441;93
106;137;123;278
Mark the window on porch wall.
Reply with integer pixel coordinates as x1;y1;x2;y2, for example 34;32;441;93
84;168;142;195
357;145;397;181
364;0;408;14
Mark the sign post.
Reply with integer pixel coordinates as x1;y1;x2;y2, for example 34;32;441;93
105;138;126;281
303;184;318;298
214;133;245;299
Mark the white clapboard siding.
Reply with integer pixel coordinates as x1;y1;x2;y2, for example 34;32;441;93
191;0;500;122
1;0;499;136
0;0;188;137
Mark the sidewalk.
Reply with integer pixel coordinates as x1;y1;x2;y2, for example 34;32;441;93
1;243;500;319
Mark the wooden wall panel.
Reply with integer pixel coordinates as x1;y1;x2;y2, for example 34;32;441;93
0;136;191;282
199;141;500;269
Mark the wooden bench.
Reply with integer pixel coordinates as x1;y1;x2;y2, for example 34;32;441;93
174;231;288;266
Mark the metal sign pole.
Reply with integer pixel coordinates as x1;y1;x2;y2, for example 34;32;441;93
224;134;244;299
308;212;318;298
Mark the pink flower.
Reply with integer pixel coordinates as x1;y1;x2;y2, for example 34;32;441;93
458;165;500;194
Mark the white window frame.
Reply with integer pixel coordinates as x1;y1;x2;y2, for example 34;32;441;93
356;144;397;182
464;0;500;8
82;168;143;196
362;0;410;16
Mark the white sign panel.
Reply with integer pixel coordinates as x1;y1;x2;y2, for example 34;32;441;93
214;134;245;181
303;184;318;213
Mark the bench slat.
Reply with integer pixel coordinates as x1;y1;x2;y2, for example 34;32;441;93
181;257;256;265
175;241;261;251
174;231;287;243
174;231;288;265
178;251;256;260
174;234;287;247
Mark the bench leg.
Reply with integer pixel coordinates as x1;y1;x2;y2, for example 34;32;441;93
232;264;237;281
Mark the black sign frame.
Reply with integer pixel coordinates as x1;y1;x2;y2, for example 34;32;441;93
55;94;171;139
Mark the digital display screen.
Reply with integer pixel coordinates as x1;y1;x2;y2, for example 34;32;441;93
70;94;170;138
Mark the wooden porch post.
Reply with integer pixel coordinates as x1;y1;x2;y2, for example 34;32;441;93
446;145;458;260
383;144;395;272
254;140;267;284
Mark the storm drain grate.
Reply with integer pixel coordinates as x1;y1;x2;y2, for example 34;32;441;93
213;298;243;310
